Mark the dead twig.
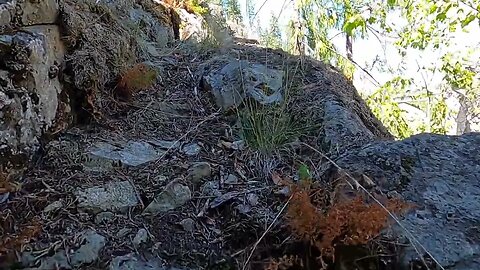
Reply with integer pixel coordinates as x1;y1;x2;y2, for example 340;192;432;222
242;194;293;270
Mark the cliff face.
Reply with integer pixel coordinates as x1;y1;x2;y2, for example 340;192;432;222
1;1;479;270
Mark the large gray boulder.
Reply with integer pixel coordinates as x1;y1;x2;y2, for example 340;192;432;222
290;69;392;154
1;2;67;169
0;0;59;27
333;133;480;269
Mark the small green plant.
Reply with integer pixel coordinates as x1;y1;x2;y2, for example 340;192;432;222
187;0;208;15
298;163;311;183
238;62;311;153
239;102;297;153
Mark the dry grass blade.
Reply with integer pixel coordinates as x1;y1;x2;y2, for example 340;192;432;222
242;195;293;270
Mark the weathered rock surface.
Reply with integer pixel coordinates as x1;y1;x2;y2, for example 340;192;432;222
0;0;59;27
143;180;192;214
95;211;115;224
201;57;284;111
76;181;139;213
109;253;179;270
187;162;211;183
292;75;392;155
182;142;201;156
43;200;64;213
133;228;149;247
333;133;480;269
21;230;105;269
85;141;165;170
178;218;195;232
0;23;67;168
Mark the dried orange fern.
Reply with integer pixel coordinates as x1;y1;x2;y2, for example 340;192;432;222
0;168;22;194
286;184;411;259
0;218;42;254
265;255;304;270
115;63;157;101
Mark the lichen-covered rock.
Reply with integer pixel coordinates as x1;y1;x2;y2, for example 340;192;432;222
21;230;106;269
85;140;165;169
76;181;139;213
109;253;168;270
202;57;284;111
143;180;192;214
0;0;59;27
177;8;207;42
291;71;392;154
0;25;66;168
333;133;480;269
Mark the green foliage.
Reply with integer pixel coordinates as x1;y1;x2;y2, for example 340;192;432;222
187;0;208;15
252;0;479;136
238;65;309;153
259;13;284;49
223;0;243;22
245;0;256;27
239;100;299;153
283;0;358;78
298;164;312;183
366;77;413;138
430;96;448;134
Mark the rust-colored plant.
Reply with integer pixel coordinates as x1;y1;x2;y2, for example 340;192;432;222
0;168;22;194
265;255;304;270
115;63;157;101
0;218;42;254
285;184;411;260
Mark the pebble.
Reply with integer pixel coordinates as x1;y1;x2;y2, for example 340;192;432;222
224;174;238;184
94;212;115;224
44;201;64;213
182;143;201;156
179;218;195;232
187;162;211;184
133;228;149;247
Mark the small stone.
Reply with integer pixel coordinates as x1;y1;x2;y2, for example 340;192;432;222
0;193;8;204
182;143;201;156
275;186;291;197
201;181;221;196
109;253;164;270
178;218;195;232
44;200;63;213
231;140;245;150
246;193;259;206
70;230;106;267
116;228;132;238
95;212;115;224
153;174;167;185
236;204;251;214
224;174;238;184
143;181;192;214
133;229;149;247
187;162;211;184
85;141;165;170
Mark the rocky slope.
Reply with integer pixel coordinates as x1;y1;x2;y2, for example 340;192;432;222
1;1;479;270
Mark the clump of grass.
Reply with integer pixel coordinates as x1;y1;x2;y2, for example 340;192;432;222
239;95;304;153
237;63;309;153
